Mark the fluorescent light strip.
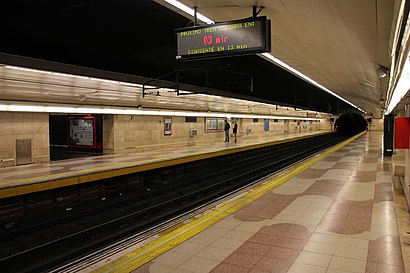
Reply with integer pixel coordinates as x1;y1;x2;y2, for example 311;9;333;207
163;0;214;24
5;65;90;80
387;0;407;98
0;104;322;121
3;65;145;88
260;53;364;113
386;7;410;114
386;52;410;113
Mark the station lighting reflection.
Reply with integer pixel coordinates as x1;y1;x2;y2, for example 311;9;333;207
1;64;326;120
0;103;322;121
386;51;410;114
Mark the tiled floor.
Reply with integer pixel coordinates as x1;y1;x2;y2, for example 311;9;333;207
0;130;329;190
130;131;407;273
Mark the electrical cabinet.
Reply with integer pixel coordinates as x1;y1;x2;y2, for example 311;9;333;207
383;115;394;156
16;139;32;165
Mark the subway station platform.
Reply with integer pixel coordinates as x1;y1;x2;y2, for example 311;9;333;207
92;131;410;273
0;130;332;199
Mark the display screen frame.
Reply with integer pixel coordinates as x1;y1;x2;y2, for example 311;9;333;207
175;16;271;60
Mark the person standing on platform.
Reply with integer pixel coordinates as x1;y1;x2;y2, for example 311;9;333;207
224;119;230;142
233;123;238;142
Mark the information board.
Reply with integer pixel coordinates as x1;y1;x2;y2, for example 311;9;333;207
205;118;226;132
69;116;96;148
164;118;172;135
176;16;271;60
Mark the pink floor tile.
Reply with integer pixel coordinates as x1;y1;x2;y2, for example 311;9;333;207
365;261;405;273
223;252;262;268
210;263;251;273
253;257;294;273
236;242;272;256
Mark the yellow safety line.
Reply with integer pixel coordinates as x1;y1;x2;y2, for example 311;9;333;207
0;131;333;199
94;132;364;273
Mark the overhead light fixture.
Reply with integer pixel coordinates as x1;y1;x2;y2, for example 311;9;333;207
377;66;389;78
3;65;145;89
260;53;365;113
119;82;143;88
386;52;410;113
163;0;214;24
0;103;322;121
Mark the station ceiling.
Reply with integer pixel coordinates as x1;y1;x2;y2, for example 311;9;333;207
0;0;397;117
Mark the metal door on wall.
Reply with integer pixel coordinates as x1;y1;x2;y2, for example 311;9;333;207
16;139;32;165
284;120;290;133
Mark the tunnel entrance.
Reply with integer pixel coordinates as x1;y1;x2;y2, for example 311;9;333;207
49;114;104;161
334;113;368;135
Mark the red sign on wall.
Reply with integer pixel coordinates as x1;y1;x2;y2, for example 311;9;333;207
394;117;410;149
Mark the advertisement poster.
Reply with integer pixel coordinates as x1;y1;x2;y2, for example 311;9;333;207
69;117;96;147
207;119;217;130
264;119;270;131
205;118;225;132
164;118;172;135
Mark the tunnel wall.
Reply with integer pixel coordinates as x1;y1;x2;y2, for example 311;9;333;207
334;113;368;135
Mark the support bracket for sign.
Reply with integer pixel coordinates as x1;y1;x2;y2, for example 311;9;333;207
252;6;265;17
194;6;198;26
142;59;254;98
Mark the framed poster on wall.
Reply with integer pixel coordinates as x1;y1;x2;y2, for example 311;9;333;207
69;116;96;148
205;118;225;132
164;118;172;135
264;119;270;131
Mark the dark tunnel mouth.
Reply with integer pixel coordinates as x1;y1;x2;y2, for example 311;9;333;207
334;113;368;135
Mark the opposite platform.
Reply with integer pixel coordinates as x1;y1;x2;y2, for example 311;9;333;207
94;131;406;273
0;130;332;199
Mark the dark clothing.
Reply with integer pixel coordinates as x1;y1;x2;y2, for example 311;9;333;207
224;122;230;131
232;123;238;142
224;121;230;142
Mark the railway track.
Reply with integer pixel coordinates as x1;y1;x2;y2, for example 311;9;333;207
0;133;349;272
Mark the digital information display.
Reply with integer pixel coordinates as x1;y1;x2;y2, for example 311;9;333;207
176;16;271;60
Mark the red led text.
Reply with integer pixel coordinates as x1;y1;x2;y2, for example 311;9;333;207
203;35;228;45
